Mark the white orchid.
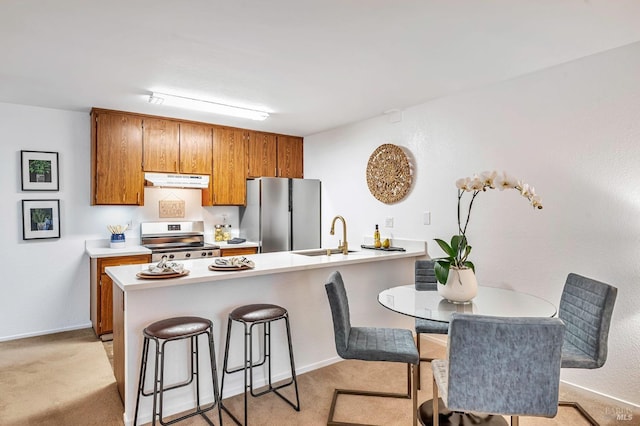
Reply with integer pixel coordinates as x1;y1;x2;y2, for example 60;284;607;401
494;171;518;191
434;170;543;284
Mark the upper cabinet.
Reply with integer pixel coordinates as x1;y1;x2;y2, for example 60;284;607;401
142;119;212;175
247;131;277;178
142;118;180;173
179;123;213;175
91;108;303;206
203;127;247;206
246;132;304;179
276;135;304;178
91;110;144;205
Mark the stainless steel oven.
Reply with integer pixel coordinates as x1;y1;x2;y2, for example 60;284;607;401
141;221;220;262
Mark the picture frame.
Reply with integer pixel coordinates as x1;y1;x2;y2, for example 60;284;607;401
21;150;59;191
22;199;60;240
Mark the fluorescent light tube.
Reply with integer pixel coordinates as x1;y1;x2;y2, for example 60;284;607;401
148;92;269;121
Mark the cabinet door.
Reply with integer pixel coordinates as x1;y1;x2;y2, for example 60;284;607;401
96;255;151;335
142;118;180;172
92;111;144;205
221;247;258;257
247;131;277;178
277;135;304;178
212;128;247;205
180;123;212;175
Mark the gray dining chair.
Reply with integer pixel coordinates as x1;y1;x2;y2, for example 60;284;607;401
324;270;420;426
558;273;617;426
414;260;449;390
420;313;566;426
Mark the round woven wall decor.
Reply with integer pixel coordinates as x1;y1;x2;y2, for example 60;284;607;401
366;144;412;204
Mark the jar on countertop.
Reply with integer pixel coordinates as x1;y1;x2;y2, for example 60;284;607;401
214;225;224;242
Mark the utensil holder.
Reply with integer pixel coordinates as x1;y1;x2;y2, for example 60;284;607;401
110;233;126;248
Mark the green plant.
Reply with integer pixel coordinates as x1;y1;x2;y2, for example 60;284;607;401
434;171;543;284
29;159;51;175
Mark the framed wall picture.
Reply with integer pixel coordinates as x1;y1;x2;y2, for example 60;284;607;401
22;199;61;240
21;150;59;191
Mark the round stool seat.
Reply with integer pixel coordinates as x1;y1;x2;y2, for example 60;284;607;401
229;303;287;323
144;316;212;340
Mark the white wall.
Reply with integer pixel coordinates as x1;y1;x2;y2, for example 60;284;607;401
0;103;239;341
304;42;640;405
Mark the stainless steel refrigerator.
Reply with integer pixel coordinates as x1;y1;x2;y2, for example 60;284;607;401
240;178;321;253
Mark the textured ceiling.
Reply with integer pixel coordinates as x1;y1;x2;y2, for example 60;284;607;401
2;1;640;136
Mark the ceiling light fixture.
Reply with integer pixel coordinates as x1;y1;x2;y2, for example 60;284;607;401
148;92;270;121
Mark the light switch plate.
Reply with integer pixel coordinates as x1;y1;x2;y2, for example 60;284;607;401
423;211;431;225
385;217;394;228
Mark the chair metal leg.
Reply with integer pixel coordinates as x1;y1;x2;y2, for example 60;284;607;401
416;333;437;391
327;362;415;426
432;377;439;426
559;400;599;426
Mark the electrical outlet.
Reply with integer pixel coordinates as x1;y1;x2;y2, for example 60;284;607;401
126;219;133;230
385;217;394;228
423;211;431;225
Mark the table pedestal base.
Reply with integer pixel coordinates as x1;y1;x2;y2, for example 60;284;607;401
418;399;508;426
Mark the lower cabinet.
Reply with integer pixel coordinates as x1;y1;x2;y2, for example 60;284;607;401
220;247;258;257
90;254;151;338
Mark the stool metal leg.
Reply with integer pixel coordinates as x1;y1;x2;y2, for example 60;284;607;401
135;328;221;426
221;313;301;426
133;336;151;426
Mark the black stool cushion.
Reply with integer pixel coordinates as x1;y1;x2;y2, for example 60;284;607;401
230;304;287;322
144;316;212;339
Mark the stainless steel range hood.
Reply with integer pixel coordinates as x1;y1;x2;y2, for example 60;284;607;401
144;172;209;189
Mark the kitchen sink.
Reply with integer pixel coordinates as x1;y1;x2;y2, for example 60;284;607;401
291;248;359;256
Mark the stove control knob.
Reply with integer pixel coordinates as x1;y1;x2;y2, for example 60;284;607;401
169;254;175;259
185;253;191;258
201;252;207;257
207;251;213;256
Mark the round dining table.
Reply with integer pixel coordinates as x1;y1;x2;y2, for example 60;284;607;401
378;284;558;426
378;284;557;426
378;284;557;322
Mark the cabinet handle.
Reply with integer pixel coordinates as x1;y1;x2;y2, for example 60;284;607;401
137;192;140;204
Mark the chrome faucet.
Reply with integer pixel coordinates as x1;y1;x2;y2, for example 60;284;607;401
330;215;348;255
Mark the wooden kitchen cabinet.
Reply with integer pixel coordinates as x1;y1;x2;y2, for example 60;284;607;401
220;246;258;257
91;110;144;205
247;131;277;178
203;127;247;205
143;119;212;175
246;132;304;179
179;122;213;174
276;135;304;178
142;117;180;172
90;254;151;337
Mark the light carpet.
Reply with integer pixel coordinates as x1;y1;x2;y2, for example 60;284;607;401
1;329;634;425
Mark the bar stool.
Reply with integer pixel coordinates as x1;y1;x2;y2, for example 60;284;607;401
220;303;300;425
133;316;222;426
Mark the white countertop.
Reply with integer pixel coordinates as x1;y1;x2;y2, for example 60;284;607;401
106;238;427;291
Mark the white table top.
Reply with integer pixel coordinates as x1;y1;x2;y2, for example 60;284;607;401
378;284;557;323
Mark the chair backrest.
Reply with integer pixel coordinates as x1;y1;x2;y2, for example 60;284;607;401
559;273;618;369
445;313;565;417
415;260;437;291
324;271;352;357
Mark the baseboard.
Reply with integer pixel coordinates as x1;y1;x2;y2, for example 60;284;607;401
0;322;93;342
560;380;640;409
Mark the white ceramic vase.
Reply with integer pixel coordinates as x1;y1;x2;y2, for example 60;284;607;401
437;267;478;304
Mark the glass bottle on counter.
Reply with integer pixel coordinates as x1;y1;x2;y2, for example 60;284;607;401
223;224;231;241
374;224;381;248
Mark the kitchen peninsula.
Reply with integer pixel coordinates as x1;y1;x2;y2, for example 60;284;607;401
107;239;427;426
